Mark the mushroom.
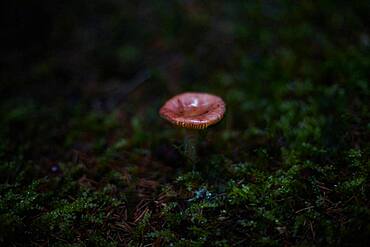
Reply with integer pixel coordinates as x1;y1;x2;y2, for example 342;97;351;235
159;92;226;167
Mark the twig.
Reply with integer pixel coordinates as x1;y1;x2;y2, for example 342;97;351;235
295;206;314;214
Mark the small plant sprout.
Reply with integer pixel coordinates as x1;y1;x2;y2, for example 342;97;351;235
159;92;226;168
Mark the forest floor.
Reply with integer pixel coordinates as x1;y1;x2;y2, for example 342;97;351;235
1;1;370;246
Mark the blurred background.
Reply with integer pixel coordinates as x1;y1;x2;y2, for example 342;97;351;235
1;0;369;153
2;0;368;101
0;0;369;246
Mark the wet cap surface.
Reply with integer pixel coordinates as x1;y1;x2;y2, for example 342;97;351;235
159;92;226;129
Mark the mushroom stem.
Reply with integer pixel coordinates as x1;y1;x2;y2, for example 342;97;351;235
183;129;199;168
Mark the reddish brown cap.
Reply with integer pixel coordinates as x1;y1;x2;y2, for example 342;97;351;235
159;92;226;129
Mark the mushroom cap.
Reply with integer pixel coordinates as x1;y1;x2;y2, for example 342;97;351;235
159;92;226;129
